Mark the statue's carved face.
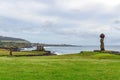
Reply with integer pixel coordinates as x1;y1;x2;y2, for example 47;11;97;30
100;33;105;38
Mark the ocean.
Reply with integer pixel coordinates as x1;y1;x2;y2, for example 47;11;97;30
22;46;120;55
44;46;120;55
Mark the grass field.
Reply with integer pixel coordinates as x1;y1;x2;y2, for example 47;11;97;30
0;49;46;56
0;50;120;80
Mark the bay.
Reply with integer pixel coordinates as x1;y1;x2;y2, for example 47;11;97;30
21;46;120;55
44;46;120;55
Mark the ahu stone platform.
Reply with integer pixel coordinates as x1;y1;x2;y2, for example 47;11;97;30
94;50;120;55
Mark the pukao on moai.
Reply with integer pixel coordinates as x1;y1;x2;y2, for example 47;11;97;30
100;33;105;51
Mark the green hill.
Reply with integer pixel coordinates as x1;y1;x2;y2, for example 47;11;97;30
0;36;30;43
0;36;31;47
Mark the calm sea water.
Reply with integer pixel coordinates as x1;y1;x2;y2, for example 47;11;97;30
44;46;120;55
22;46;120;55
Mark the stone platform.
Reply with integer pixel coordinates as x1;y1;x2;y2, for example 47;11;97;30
94;50;120;55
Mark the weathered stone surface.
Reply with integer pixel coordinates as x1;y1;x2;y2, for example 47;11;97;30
9;47;13;56
36;45;45;51
100;33;105;51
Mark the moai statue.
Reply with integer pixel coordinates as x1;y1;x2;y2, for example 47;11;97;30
36;44;45;51
9;47;13;56
100;33;105;51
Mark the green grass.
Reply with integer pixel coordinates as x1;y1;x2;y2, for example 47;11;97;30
80;51;120;59
0;50;120;80
0;49;46;56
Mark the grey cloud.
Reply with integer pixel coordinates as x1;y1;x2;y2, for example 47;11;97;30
0;0;120;45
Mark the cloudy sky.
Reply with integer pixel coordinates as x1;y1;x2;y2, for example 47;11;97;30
0;0;120;45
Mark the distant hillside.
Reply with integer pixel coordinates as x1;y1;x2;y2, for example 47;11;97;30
0;36;30;43
0;36;31;48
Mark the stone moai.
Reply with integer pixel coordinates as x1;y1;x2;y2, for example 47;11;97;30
100;33;105;51
36;44;45;51
9;47;13;56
